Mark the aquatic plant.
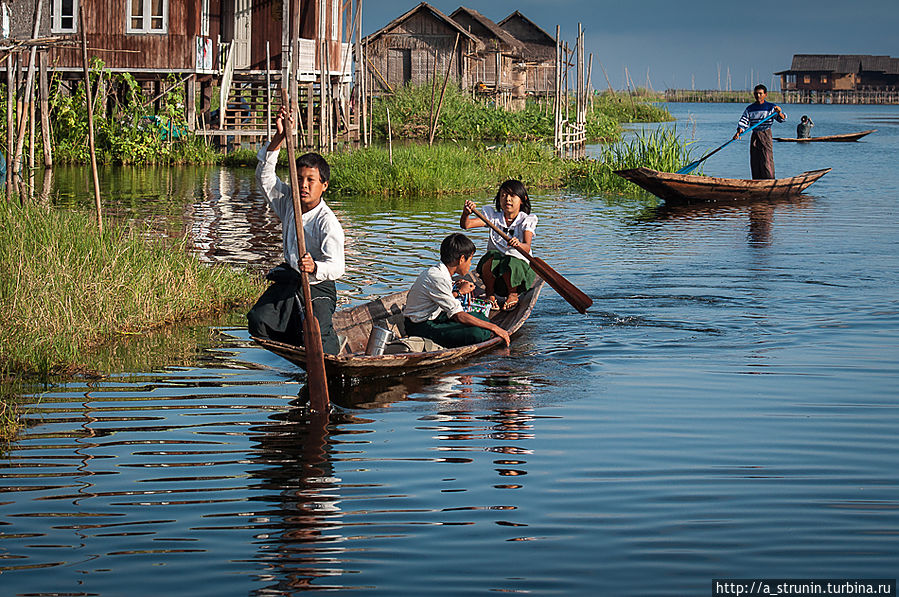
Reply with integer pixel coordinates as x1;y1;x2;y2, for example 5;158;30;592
0;61;219;166
327;141;564;196
0;201;266;378
370;84;623;142
564;126;694;194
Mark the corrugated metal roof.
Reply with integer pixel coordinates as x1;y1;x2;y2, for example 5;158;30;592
779;54;898;74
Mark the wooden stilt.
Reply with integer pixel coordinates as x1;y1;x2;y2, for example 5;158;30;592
39;51;52;168
80;3;103;233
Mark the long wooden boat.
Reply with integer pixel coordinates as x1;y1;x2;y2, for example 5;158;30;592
252;279;543;380
613;167;831;204
774;129;876;142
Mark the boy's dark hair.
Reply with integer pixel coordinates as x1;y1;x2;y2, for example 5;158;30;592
494;179;531;214
440;233;476;266
754;84;768;94
297;152;330;183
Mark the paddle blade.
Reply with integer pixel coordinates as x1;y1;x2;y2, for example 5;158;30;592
530;256;593;314
302;316;330;412
676;161;701;175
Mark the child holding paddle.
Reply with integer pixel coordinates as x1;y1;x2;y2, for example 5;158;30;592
461;179;537;311
247;105;346;354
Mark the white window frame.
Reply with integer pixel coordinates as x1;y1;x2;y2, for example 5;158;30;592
50;0;78;34
127;0;168;34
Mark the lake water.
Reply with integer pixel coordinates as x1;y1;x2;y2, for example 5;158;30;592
2;103;898;596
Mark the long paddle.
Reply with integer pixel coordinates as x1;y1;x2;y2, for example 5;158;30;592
469;208;593;314
677;111;778;174
280;87;329;412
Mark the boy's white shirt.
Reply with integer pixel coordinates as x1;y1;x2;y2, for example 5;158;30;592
255;147;345;284
480;205;538;260
403;262;464;323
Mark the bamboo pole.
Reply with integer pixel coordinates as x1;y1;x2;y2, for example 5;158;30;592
265;41;272;141
429;33;459;147
79;3;103;234
5;53;14;199
13;0;41;190
429;48;438;138
39;51;52;168
29;74;35;198
386;106;392;164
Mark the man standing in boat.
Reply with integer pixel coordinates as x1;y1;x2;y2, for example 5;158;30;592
733;84;786;179
797;115;814;139
247;105;346;354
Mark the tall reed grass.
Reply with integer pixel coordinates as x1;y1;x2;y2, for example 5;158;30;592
370;84;624;142
0;201;266;378
564;127;694;194
327;142;563;196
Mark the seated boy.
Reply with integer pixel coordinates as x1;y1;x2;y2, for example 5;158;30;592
247;106;345;354
403;233;510;348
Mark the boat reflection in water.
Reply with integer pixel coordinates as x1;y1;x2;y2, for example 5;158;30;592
246;370;544;592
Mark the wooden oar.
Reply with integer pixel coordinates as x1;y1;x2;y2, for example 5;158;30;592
280;87;329;411
677;111;778;174
469;208;592;314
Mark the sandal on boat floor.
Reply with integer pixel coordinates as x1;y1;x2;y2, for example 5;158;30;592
503;295;519;311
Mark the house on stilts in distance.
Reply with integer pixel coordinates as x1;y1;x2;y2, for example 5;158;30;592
363;2;558;110
0;0;363;149
776;54;899;104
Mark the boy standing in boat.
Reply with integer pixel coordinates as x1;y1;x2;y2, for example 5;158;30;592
247;105;345;354
733;84;786;179
404;233;510;348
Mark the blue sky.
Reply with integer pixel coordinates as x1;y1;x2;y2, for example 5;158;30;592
361;0;898;92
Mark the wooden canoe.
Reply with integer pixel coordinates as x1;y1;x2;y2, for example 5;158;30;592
774;129;876;142
613;167;831;204
252;279;543;381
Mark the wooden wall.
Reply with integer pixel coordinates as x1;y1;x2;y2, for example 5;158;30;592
366;11;468;91
48;0;200;73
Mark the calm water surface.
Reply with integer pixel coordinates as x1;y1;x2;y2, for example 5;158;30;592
2;103;898;595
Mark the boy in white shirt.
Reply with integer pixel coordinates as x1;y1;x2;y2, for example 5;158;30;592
403;233;510;348
247;106;345;354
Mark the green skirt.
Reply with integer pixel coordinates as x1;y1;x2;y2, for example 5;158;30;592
476;250;536;296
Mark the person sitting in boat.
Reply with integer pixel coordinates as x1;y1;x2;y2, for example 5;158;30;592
733;84;786;179
797;115;814;139
247;105;345;354
403;233;510;348
460;179;537;311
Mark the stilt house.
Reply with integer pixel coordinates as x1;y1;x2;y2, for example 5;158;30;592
1;0;359;144
777;54;899;92
361;2;479;92
498;10;555;97
448;7;522;94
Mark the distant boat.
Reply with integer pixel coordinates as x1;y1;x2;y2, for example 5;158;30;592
614;167;831;204
774;129;877;142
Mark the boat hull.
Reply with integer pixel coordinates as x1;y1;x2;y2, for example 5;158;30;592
253;279;543;380
614;167;831;204
774;129;876;142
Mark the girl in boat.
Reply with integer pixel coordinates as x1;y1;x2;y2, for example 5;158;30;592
460;179;538;311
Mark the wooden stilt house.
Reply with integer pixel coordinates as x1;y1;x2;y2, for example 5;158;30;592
361;2;480;93
448;7;523;97
498;10;556;98
1;0;359;148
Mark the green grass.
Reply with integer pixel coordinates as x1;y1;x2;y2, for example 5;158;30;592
564;126;694;194
370;84;625;142
0;201;266;379
226;126;692;197
327;142;564;196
